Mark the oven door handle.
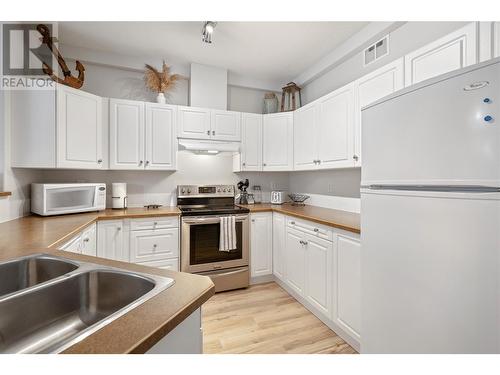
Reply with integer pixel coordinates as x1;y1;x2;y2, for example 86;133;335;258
182;215;248;224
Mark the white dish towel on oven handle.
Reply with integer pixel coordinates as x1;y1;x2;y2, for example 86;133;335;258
219;216;237;252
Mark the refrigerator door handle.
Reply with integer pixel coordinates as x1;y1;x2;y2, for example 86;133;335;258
367;185;500;193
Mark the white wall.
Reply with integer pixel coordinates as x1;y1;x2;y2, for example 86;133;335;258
190;63;228;109
301;22;469;104
39;152;289;207
291;21;471;199
76;60;275;113
76;61;189;105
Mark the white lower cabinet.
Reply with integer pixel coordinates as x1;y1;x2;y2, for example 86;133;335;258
333;233;361;340
95;217;179;269
80;223;97;256
60;223;97;256
250;212;273;278
97;220;128;261
136;258;179;272
272;212;286;281
146;308;202;354
276;214;360;350
284;228;306;295
304;234;332;317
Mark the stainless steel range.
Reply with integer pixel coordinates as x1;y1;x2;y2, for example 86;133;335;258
177;185;250;292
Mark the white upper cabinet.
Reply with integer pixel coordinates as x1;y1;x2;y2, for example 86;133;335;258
178;106;240;141
404;22;477;86
316;83;356;169
293;103;318;170
110;100;177;171
250;212;273;278
145;103;177;170
262;112;294;171
354;58;404;166
109;99;145;170
177;106;211;139
241;113;263;171
57;85;104;169
211;110;241;141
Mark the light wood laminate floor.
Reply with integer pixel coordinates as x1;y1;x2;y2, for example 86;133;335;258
202;282;357;354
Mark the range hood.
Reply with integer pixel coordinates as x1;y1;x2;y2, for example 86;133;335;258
178;139;240;154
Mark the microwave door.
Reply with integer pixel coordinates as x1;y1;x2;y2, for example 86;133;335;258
45;186;96;214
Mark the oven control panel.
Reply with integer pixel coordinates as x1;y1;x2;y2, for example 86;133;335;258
177;185;235;198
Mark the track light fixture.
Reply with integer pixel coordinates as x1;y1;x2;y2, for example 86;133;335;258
202;21;217;44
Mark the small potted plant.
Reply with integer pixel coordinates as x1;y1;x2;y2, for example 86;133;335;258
144;61;181;104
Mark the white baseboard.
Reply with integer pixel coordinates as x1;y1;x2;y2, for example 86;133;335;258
250;274;275;285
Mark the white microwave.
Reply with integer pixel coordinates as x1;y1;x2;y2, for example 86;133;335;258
31;183;106;216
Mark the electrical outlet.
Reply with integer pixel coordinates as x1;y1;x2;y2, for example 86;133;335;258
328;183;335;193
271;182;278;190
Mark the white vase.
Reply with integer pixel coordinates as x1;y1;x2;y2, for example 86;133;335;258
156;93;166;104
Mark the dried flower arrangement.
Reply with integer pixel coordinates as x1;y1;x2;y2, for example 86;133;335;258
144;61;181;103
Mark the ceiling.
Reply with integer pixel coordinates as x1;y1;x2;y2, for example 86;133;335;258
58;22;369;85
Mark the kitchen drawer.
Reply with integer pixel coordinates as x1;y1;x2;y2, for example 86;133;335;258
286;216;333;242
130;216;179;231
137;258;179;272
130;228;179;263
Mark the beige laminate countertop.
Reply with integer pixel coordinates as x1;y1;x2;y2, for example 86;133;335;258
238;203;360;234
0;207;215;354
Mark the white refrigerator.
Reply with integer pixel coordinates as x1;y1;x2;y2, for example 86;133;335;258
360;58;500;353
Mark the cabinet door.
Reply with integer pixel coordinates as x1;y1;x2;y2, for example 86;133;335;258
145;103;177;170
316;84;355;169
130;228;179;263
404;22;477;86
109;99;145;170
354;58;404;166
293;103;318;170
81;223;97;256
241;113;263;171
284;228;306;295
333;234;361;339
211;110;241;141
177;106;211;139
272;212;286;281
57;86;103;169
97;220;128;261
60;234;82;253
262;112;294;171
250;213;273;277
304;234;332;317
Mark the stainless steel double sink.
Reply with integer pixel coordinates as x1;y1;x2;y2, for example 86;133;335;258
0;254;175;353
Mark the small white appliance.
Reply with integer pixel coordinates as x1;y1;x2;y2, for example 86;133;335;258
361;58;500;353
31;183;106;216
111;182;128;209
270;191;287;204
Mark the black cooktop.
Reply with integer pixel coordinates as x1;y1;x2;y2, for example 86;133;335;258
179;205;250;216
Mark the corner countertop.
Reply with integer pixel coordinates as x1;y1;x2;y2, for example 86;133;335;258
238;203;360;234
0;207;215;354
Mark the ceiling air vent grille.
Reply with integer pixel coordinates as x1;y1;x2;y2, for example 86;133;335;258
364;36;389;66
